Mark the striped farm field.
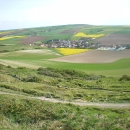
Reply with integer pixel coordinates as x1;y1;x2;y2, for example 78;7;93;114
0;36;26;40
56;48;89;55
0;31;13;35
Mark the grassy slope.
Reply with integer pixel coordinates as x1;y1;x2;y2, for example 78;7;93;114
0;63;130;129
0;64;130;103
1;94;130;130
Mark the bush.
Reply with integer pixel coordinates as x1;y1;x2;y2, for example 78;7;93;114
0;64;4;69
7;65;12;68
119;75;130;81
37;68;63;78
23;76;41;82
0;50;9;53
37;67;102;80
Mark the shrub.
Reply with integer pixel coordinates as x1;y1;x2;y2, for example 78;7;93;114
37;67;102;80
7;65;12;68
0;50;9;53
23;76;41;82
119;75;130;81
0;64;4;69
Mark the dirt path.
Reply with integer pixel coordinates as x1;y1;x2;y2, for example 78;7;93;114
0;91;130;108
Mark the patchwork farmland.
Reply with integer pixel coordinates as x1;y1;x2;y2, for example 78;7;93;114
0;24;130;130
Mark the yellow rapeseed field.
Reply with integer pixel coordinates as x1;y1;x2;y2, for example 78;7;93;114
56;48;89;55
0;31;13;34
74;32;104;38
0;36;26;40
74;32;87;37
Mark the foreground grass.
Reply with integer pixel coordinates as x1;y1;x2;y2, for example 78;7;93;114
0;61;130;129
0;94;130;130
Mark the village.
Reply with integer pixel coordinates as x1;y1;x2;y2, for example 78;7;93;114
41;38;130;51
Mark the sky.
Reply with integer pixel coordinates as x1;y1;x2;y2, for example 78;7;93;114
0;0;130;30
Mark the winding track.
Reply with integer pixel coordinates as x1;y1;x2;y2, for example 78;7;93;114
0;91;130;108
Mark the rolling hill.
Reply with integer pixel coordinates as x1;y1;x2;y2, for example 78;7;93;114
0;24;130;130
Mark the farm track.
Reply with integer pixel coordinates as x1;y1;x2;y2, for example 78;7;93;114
0;91;130;108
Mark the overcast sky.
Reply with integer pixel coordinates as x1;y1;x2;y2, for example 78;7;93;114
0;0;130;30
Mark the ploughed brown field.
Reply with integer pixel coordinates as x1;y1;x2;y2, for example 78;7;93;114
93;34;130;45
51;50;130;63
20;36;47;45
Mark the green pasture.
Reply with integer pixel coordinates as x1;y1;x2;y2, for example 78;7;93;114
32;58;130;77
113;27;130;34
80;26;126;35
0;39;23;52
12;24;88;39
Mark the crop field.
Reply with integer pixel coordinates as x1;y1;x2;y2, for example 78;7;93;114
52;50;130;63
20;36;47;45
80;26;128;35
56;48;89;55
0;35;26;40
59;29;77;34
93;34;130;45
74;32;104;38
0;29;25;37
0;31;13;35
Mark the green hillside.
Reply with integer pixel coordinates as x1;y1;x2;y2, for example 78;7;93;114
0;24;130;130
